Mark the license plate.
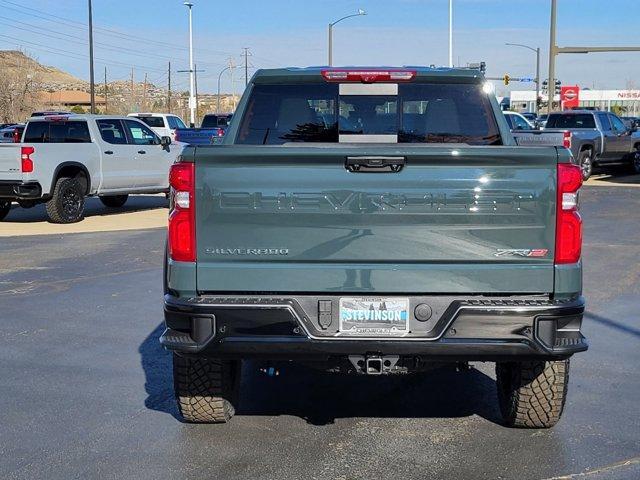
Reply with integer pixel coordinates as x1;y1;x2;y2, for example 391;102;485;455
339;297;409;336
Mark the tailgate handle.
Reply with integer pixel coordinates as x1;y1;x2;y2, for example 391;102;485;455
345;156;406;173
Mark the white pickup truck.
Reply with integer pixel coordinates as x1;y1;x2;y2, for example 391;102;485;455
0;114;184;223
127;113;188;142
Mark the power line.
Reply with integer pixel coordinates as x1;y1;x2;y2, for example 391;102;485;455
0;16;223;67
0;32;166;73
0;0;236;58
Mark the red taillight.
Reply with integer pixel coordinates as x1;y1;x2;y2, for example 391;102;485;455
21;146;34;173
555;163;582;264
168;162;195;262
321;69;416;83
13;129;21;143
562;131;572;149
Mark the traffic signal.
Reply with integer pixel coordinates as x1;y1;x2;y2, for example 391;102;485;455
503;74;510;85
542;80;548;94
555;80;562;95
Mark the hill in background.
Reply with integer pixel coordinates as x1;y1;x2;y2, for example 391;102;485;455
0;50;87;89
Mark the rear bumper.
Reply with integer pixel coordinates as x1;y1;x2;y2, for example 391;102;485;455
0;181;42;200
160;294;587;361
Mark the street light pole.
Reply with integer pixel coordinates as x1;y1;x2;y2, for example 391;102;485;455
184;2;196;126
217;66;231;114
328;9;366;66
88;0;95;114
548;0;557;115
449;0;453;67
506;43;541;115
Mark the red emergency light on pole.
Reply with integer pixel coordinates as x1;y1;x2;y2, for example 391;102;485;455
561;86;580;110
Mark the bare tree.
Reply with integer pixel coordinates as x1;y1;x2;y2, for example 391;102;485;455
0;51;44;122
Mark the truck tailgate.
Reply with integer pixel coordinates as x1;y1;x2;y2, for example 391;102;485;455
195;145;558;294
0;144;22;181
513;130;564;147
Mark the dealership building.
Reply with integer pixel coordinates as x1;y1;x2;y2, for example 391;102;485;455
509;89;640;116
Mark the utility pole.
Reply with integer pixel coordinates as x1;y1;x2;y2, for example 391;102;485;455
103;66;108;114
88;0;96;114
242;47;252;87
449;0;453;68
547;0;640;114
194;64;199;124
167;61;172;113
130;67;135;111
535;47;540;115
142;73;148;111
184;2;196;127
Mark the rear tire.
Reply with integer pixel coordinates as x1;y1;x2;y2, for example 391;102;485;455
99;194;129;208
0;201;10;221
496;359;569;428
173;354;241;423
577;149;593;180
45;177;85;223
629;149;640;175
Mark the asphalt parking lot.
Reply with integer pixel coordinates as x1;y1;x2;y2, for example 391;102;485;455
1;177;639;480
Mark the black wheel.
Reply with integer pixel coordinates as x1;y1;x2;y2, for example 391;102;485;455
173;354;241;423
99;194;129;208
0;201;10;221
629;149;640;175
45;177;85;223
577;149;593;180
496;359;569;428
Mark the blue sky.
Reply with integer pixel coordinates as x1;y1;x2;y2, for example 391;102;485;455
0;0;639;95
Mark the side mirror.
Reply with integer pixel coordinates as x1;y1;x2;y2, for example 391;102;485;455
160;136;172;147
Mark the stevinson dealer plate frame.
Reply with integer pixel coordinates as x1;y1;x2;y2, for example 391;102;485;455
338;297;410;336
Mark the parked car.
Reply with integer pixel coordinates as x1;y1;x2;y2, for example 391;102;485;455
503;111;534;130
201;113;232;130
0;124;24;143
0;125;18;143
127;113;188;142
536;114;549;128
513;110;640;179
521;112;538;125
161;66;587;429
621;116;640;130
0;114;184;223
173;125;225;144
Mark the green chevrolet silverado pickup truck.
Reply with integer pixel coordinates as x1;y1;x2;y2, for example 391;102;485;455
161;67;586;427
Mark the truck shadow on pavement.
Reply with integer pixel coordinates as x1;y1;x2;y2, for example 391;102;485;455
3;194;168;223
140;323;504;426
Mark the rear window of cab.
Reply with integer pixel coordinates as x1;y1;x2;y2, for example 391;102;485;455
24;121;91;143
236;82;501;145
